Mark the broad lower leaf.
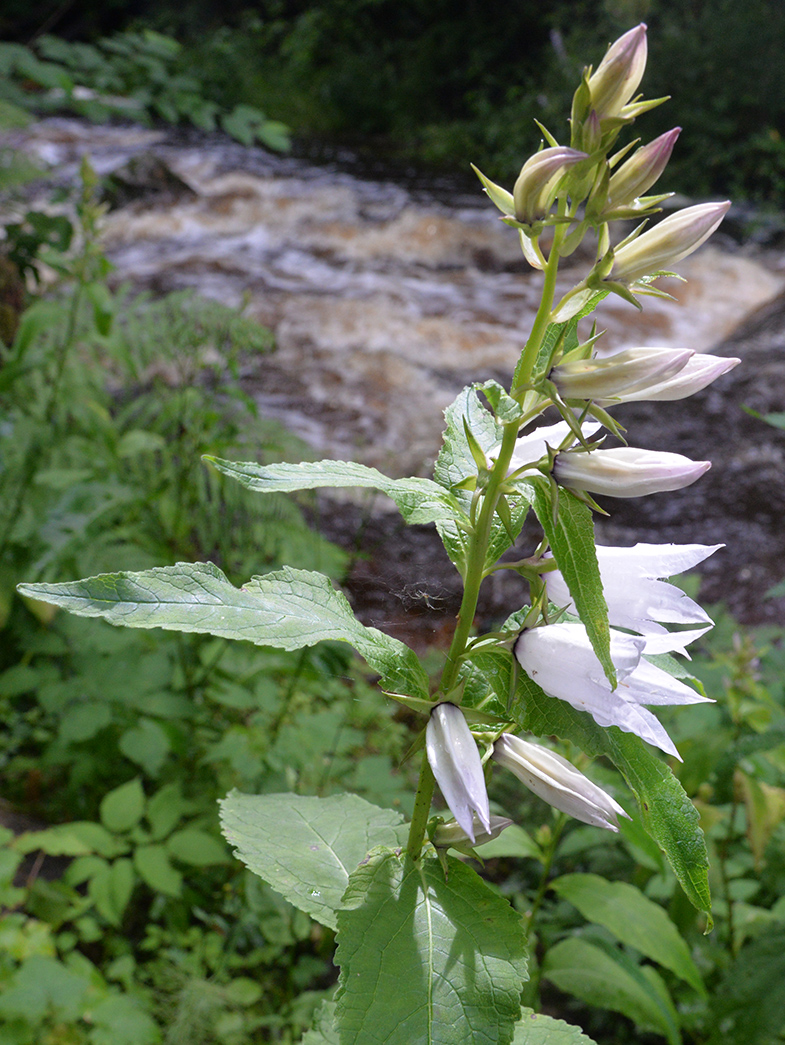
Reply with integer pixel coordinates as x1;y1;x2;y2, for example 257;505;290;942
529;480;613;687
513;1010;598;1045
100;777;145;834
206;456;466;529
335;849;528;1045
551;873;705;994
515;679;712;924
219;791;408;930
542;936;680;1045
19;563;430;700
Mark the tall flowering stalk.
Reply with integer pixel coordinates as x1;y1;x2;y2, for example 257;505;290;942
19;25;736;1045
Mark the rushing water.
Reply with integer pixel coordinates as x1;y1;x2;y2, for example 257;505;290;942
7;118;785;634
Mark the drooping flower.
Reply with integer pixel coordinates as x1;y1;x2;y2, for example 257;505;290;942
492;734;628;831
545;542;722;637
610;201;730;284
514;622;712;757
426;703;490;843
553;445;710;498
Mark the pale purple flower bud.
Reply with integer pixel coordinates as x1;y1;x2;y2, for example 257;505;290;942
607;127;681;209
610;201;730;284
513;147;588;224
545;542;722;636
432;815;513;851
596;353;740;404
514;622;712;757
587;24;648;120
492;734;628;831
426;703;490;843
550;347;693;401
553;446;711;498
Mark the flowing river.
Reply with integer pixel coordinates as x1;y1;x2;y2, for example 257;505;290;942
8;118;785;634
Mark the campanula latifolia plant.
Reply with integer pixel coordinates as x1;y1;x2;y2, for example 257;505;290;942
20;25;741;1044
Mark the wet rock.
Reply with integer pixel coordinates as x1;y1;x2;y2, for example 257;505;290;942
100;151;197;209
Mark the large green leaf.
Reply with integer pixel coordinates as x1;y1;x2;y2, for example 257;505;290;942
513;1011;598;1045
219;792;408;931
335;849;528;1045
542;936;681;1045
19;563;430;700
551;873;705;994
515;679;712;924
529;481;613;687
206;456;466;529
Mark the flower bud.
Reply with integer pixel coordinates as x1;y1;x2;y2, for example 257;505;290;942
607;127;681;209
587;24;648;120
492;734;628;831
513;147;588;224
426;703;490;843
610;201;730;284
596;353;740;404
550;347;693;401
432;815;513;851
553;446;711;497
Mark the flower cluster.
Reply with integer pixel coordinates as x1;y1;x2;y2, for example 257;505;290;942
426;24;738;854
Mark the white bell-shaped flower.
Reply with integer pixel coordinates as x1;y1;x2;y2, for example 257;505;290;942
426;703;491;843
492;734;628;831
553;446;710;497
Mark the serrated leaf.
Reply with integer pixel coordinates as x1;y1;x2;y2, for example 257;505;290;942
100;778;145;834
515;680;711;922
19;563;430;700
551;873;705;994
206;456;465;528
529;481;613;687
513;1010;598;1044
542;936;680;1045
335;850;527;1045
477;379;523;424
219;791;409;930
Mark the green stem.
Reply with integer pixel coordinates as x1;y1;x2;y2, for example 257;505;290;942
515;223;566;383
524;813;566;941
406;750;436;861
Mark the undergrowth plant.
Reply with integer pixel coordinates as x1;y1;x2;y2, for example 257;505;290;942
14;24;785;1045
0;29;290;150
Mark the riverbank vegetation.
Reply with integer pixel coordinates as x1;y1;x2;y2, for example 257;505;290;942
3;15;785;1045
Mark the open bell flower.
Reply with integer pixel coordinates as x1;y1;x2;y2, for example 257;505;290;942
544;542;721;653
554;445;710;498
587;23;648;120
610;201;730;284
514;622;712;757
492;734;628;831
426;703;490;843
